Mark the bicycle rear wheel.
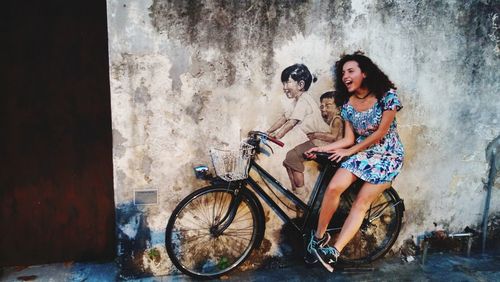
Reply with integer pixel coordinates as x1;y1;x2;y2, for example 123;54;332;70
165;184;264;279
330;187;404;264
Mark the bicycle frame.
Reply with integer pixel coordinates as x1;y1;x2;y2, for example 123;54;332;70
166;132;406;278
209;158;334;236
205;131;405;244
215;158;404;237
242;159;337;234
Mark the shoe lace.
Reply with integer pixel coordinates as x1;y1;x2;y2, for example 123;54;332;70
320;246;339;259
307;234;318;253
307;232;331;253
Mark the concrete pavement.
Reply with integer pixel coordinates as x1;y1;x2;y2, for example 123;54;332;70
2;251;500;281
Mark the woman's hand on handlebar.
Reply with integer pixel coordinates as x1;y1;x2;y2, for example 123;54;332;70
329;148;353;163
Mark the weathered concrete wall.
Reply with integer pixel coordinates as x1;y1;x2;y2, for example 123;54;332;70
106;0;500;277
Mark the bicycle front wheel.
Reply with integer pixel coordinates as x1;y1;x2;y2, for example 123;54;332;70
334;187;404;264
165;184;264;279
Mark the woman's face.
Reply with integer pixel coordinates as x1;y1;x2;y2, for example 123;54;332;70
342;60;366;93
282;77;304;99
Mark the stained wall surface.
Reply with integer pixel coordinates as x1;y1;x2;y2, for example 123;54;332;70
106;0;500;277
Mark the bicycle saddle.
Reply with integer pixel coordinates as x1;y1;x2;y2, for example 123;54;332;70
304;152;333;165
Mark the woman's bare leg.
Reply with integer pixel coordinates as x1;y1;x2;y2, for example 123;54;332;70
315;168;357;238
333;182;391;252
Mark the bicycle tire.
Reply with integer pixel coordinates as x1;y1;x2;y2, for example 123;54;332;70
329;187;404;264
165;184;265;279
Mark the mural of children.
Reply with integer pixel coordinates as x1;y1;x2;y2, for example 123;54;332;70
266;64;342;198
281;91;344;199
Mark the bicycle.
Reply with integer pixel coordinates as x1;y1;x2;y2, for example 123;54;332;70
165;131;405;279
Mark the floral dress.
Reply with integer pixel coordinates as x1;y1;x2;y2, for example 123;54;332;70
340;90;404;184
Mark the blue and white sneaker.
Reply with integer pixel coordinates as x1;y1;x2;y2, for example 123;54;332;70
313;243;340;272
304;230;331;264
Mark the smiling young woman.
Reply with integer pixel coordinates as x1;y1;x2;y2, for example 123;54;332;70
304;51;404;272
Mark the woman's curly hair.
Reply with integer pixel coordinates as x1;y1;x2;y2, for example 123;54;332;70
334;51;396;106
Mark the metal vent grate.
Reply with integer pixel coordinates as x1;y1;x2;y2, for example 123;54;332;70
134;189;158;205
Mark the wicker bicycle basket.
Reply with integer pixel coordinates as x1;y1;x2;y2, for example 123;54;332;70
209;142;254;181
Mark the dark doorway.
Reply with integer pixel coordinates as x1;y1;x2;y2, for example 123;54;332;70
1;1;116;266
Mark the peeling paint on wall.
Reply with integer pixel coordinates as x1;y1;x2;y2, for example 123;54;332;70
148;0;353;86
106;0;500;277
115;203;153;278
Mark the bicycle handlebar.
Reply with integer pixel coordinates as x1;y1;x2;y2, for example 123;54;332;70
248;131;285;147
267;136;285;147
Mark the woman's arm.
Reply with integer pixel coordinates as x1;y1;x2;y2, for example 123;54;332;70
330;109;396;162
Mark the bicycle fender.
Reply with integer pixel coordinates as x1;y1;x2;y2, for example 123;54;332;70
388;186;405;214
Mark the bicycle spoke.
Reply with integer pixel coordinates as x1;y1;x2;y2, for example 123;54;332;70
367;206;390;222
176;211;211;230
220;234;252;247
173;227;211;232
213;191;228;225
189;198;213;227
222;232;253;239
176;233;251;269
174;232;212;243
223;228;254;235
370;200;390;211
229;218;252;225
368;201;391;217
231;213;252;224
211;192;218;226
233;208;251;220
200;195;217;226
